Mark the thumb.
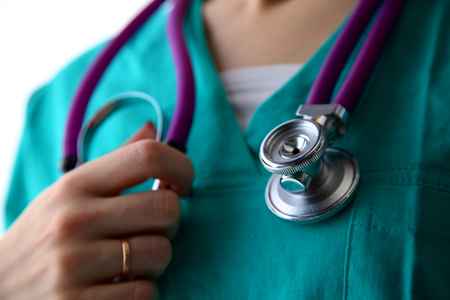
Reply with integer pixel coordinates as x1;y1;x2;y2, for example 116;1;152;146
123;121;157;146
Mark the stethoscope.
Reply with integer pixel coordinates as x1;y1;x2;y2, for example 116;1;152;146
61;0;405;224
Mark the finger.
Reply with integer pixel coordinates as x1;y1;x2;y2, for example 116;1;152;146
79;280;157;300
90;189;180;238
64;139;194;197
76;236;171;282
122;122;167;192
123;122;157;146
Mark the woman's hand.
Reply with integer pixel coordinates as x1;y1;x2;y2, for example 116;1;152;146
0;123;194;300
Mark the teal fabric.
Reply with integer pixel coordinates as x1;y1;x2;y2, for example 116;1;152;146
4;0;450;298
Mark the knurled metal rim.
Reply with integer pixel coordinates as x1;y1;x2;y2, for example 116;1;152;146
260;119;327;175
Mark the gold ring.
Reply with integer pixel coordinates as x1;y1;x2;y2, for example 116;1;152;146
121;238;131;277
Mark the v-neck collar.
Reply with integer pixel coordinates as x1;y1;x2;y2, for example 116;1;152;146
183;0;351;175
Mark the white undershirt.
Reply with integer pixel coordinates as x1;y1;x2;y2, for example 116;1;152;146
220;64;303;132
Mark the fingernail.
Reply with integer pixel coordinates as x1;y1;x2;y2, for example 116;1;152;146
145;121;156;131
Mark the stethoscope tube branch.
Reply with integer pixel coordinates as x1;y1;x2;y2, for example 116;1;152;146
306;0;383;108
306;0;406;114
332;0;406;114
165;0;196;147
62;0;166;172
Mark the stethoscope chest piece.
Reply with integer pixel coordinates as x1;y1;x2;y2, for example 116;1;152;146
260;104;360;223
265;149;359;223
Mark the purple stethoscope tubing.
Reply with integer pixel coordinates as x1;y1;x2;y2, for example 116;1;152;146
64;0;164;159
62;0;405;171
166;0;196;148
62;0;194;171
307;0;406;113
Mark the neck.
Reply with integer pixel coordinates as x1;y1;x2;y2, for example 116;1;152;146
211;0;359;13
203;0;360;71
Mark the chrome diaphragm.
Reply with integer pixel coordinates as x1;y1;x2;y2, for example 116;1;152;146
260;104;360;223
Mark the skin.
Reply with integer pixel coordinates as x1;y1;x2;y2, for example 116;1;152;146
0;0;359;299
0;122;194;299
203;0;359;71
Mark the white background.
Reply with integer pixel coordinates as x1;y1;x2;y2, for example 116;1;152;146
0;0;151;232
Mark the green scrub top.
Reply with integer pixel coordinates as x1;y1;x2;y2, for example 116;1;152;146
4;0;450;298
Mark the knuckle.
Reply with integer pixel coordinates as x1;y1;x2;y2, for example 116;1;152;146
52;294;72;300
53;208;100;238
53;212;79;238
55;169;92;196
131;140;162;167
53;249;80;279
132;280;157;300
53;174;78;197
53;290;79;300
